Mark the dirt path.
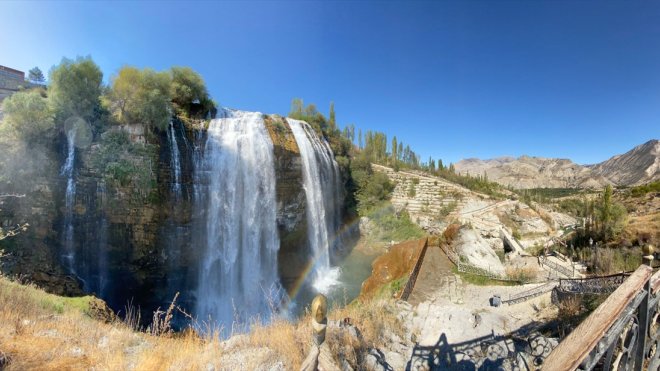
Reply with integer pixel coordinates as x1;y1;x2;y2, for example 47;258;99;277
407;245;454;306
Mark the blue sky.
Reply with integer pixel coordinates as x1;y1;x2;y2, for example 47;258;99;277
1;1;658;165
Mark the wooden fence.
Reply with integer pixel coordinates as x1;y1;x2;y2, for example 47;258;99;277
544;258;660;370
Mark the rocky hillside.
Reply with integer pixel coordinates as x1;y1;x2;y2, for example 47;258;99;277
455;156;610;189
589;139;660;186
455;139;659;189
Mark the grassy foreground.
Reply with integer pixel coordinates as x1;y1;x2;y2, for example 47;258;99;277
0;275;404;370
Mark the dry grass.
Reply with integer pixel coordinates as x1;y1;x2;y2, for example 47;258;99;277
0;275;404;370
505;266;537;283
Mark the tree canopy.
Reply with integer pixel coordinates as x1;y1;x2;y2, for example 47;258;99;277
27;67;45;84
169;66;214;118
103;66;171;130
1;89;54;141
48;56;103;125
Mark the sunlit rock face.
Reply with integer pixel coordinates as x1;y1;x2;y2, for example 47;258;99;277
0;108;347;331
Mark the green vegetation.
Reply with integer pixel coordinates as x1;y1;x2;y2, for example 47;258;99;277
49;56;104;126
90;130;158;203
102;67;172;130
27;66;45;85
376;276;408;298
518;187;584;205
169;66;215;119
103;66;215;131
1;55;215;203
629;180;660;197
452;267;518;286
558;197;592;217
596;185;627;242
1;89;54;141
349;154;394;213
0;276;94;315
362;202;426;243
437;201;458;219
407;182;416;198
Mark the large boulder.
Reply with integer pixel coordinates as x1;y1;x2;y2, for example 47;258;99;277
452;225;505;276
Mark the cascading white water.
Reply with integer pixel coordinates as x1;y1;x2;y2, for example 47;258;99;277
96;181;109;298
287;119;343;294
61;129;77;274
167;121;182;196
195;109;284;332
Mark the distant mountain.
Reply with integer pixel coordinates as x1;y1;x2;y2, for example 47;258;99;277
589;139;660;186
455;139;659;189
455;156;611;189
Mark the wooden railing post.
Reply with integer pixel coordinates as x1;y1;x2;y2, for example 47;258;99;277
634;246;655;370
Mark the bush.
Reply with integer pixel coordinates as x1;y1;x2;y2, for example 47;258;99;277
407;183;416;198
362;202;426;243
630;181;660;197
1;90;54;141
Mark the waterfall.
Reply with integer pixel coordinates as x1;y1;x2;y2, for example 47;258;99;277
195;109;284;332
167;121;182;196
287;119;343;294
97;181;109;298
60;129;77;275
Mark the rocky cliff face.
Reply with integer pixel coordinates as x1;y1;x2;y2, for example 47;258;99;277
263;115;308;293
589;139;660;186
0;114;322;318
455;139;660;189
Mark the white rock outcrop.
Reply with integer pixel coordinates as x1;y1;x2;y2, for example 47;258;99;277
453;226;505;276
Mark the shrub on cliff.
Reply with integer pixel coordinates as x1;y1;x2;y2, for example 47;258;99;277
103;66;215;131
103;67;172;131
169;66;215;120
1;89;54;141
91;130;158;202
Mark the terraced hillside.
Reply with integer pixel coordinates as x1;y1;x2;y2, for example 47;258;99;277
371;164;484;233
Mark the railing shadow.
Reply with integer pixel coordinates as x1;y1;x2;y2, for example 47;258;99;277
406;321;556;370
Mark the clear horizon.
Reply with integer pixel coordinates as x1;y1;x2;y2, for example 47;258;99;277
1;1;658;165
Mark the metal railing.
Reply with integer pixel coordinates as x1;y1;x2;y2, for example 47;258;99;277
543;255;660;370
504;281;559;305
539;255;576;278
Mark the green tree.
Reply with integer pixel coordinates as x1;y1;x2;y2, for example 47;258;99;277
290;98;304;118
103;66;171;130
49;56;103;125
329;102;336;131
391;136;398;166
27;67;45;84
596;185;627;241
169;66;213;117
1;89;54;141
358;129;363;149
